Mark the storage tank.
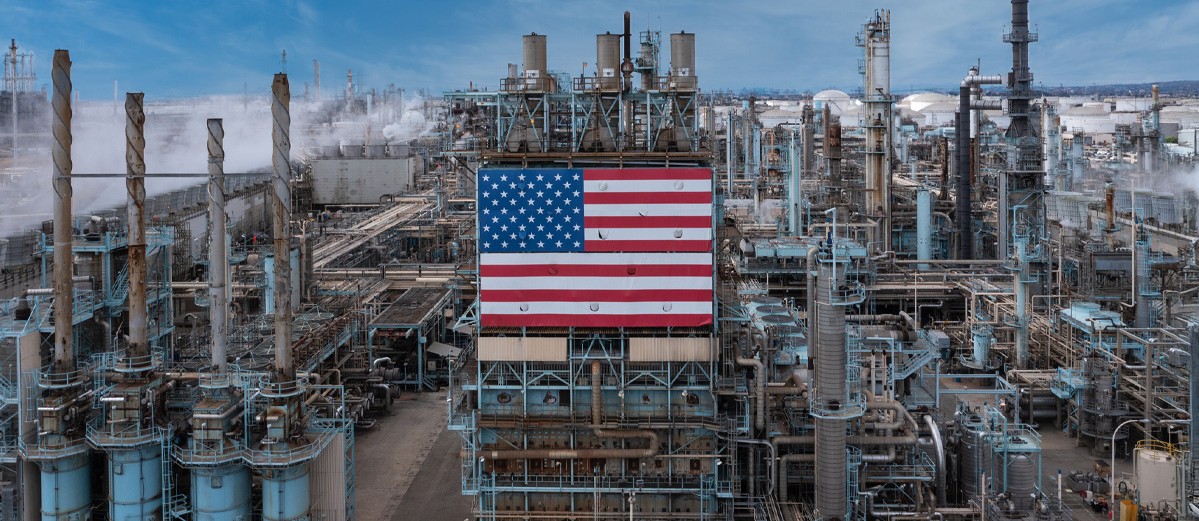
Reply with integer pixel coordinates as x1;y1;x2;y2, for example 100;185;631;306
1134;443;1181;510
958;414;985;497
522;33;547;89
596;32;621;91
1006;454;1036;511
669;31;696;90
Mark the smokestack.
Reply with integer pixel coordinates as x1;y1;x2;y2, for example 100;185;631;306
208;118;228;374
51;49;74;370
1105;182;1115;233
313;59;320;101
957;80;972;259
621;11;633;91
271;73;293;379
125;92;148;359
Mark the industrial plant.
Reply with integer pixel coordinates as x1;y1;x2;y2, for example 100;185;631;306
3;1;1199;520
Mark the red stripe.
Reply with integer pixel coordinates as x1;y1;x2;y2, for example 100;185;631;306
480;264;711;277
585;240;712;252
481;313;713;328
584;191;712;204
584;168;711;181
480;289;713;302
584;216;712;228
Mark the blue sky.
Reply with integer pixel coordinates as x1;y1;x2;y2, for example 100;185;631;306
6;0;1198;100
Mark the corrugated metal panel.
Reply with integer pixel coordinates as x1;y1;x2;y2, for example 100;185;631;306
311;158;415;205
477;337;566;361
629;337;714;362
309;432;346;521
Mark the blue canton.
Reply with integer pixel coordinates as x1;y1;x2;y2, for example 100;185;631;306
478;168;585;253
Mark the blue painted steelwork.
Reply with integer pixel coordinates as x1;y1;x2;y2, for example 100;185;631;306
192;464;252;521
261;464;310;521
110;444;164;520
39;453;90;520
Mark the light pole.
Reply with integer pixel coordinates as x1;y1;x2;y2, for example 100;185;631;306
1110;418;1150;519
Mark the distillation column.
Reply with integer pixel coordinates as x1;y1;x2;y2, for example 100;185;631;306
860;11;892;251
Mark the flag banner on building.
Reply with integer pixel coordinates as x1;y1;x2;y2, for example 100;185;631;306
477;168;714;328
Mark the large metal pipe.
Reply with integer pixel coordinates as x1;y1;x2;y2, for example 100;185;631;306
956;72;1003;260
924;414;947;506
591;360;602;426
736;354;766;431
621;11;632;91
271;73;293;379
481;430;658;460
208;118;228;373
125;92;148;359
51;49;75;370
917;188;931;270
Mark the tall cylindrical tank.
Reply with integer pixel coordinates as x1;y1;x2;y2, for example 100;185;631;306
522;33;546;78
669;32;697;90
971;323;993;367
596;33;621;91
1134;445;1180;510
192;463;253;521
958;415;984;497
262;464;311;521
40;453;91;520
916;188;931;269
110;445;164;520
1006;454;1036;511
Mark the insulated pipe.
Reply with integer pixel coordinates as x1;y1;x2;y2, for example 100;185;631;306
481;430;657;460
956;72;1003;260
125;92;148;359
51;49;74;370
591;360;602;426
208;118;228;373
735;355;766;431
271;73;293;379
621;11;632;91
925;414;947;506
917;188;931;270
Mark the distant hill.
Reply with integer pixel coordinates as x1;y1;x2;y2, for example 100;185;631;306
1040;80;1199;97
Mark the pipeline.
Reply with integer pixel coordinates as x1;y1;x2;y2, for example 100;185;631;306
924;414;947;507
735;354;766;431
591;360;602;426
480;430;658;460
125;92;148;359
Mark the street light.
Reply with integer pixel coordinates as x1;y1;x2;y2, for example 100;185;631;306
1110;418;1151;519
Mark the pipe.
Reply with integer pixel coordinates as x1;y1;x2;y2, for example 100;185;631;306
271;72;293;379
51;49;74;370
481;430;658;460
917;188;931;270
735;354;766;431
125;92;148;359
208;118;228;373
372;384;391;410
924;414;946;507
621;11;632;92
591;360;602;426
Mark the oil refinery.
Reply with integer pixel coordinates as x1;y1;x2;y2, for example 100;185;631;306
3;1;1199;520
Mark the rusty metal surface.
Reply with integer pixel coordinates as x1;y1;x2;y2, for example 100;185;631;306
125;92;148;358
51;49;74;370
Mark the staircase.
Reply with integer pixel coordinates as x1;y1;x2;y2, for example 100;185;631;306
889;342;937;382
161;430;190;519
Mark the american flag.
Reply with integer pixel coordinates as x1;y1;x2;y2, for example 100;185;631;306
477;168;713;328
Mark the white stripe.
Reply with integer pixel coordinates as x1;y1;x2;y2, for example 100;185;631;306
481;276;712;291
587;227;712;241
583;179;712;193
481;301;712;316
583;203;712;217
481;252;712;265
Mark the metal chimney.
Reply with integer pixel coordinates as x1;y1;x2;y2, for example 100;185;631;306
125;92;148;360
208;118;228;373
271;73;293;380
51;49;74;370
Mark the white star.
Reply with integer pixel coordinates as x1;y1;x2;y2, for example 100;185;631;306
483;225;490;232
509;199;517;206
491;183;499;189
546;233;554;239
509;182;516;189
528;199;535;206
509;216;517;223
528;233;536;240
500;174;508;182
482;208;490;215
501;241;508;248
536;208;544;214
555;224;562;231
510;233;517;240
565;232;572;239
536;174;544;181
562;198;571;205
537;241;545;248
481;174;490;182
572;207;580;214
574;241;581;247
547;216;554;222
518;207;526;214
545;182;553;190
528;182;536;189
537;225;545;231
499;191;508;198
572;173;580;180
483;242;490;249
554;190;562;197
573;190;580;197
573;224;580;231
518;225;526;231
555;241;562;247
536;191;544;198
519;242;527;248
492;234;499;240
517;174;525;181
500;225;508;231
491;216;499;223
564;216;572;222
545;199;554;206
500;208;508;215
554;207;562;214
554;173;561;181
518;191;526;197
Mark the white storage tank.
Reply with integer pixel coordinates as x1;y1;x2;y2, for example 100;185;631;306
1134;441;1181;511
